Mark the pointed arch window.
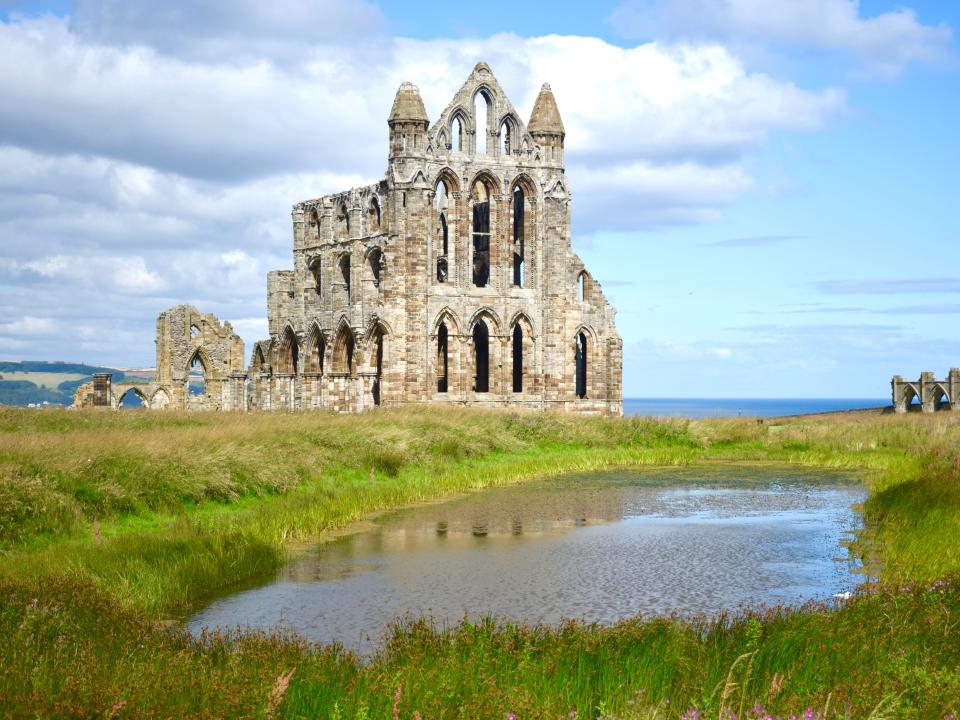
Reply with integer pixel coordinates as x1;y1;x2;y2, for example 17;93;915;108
474;91;490;155
512;324;523;393
371;328;384;406
575;332;588;399
368;197;381;233
278;328;299;375
339;254;351;298
512;185;525;287
309;256;322;296
472;181;490;287
189;351;206;396
307;330;325;374
368;247;383;289
500;120;511;156
333;327;355;376
437;322;449;393
338;204;350;239
473;320;489;393
453;116;464;152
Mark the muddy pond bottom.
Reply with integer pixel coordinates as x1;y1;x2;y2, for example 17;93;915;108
187;467;866;652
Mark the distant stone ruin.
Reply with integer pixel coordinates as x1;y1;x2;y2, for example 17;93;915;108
74;305;246;411
891;369;959;413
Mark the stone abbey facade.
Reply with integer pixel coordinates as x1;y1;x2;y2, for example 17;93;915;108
77;63;622;415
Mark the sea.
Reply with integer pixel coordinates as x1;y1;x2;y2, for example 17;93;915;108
623;398;888;419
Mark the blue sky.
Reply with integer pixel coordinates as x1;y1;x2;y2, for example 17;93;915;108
0;0;957;398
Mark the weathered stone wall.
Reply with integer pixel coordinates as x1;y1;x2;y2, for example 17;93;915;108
891;369;959;413
253;62;622;415
74;305;245;411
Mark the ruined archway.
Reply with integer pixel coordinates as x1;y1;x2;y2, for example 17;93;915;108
117;387;147;409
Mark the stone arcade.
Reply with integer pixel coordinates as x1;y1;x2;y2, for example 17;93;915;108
890;369;959;413
77;63;623;415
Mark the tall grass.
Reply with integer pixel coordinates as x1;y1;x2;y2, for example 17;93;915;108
2;407;960;717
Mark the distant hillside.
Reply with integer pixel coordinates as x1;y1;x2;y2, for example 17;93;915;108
0;361;126;407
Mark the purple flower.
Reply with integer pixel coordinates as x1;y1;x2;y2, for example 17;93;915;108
508;713;516;720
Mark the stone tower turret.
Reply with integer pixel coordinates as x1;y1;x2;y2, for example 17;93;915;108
388;81;429;164
527;83;565;167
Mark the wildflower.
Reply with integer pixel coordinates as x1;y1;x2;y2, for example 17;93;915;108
392;685;402;720
570;712;577;718
265;667;295;720
508;713;516;720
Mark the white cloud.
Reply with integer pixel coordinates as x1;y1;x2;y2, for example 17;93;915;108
0;316;57;336
0;10;848;365
610;0;952;77
70;0;385;61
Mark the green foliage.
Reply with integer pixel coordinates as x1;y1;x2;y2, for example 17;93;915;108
1;576;958;718
1;408;960;717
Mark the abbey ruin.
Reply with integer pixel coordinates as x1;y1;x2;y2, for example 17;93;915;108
891;369;959;413
76;63;622;415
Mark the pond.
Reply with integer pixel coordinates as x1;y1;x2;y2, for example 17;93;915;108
187;466;866;653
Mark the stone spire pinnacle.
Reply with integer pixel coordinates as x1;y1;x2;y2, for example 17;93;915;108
527;83;564;137
388;81;429;124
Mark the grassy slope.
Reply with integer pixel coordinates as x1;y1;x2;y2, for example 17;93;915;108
1;408;959;718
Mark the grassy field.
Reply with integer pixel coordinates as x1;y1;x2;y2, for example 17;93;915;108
1;407;959;718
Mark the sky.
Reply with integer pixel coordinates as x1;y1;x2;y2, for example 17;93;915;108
0;0;957;398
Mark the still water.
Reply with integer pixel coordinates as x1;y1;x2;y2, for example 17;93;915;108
187;467;866;652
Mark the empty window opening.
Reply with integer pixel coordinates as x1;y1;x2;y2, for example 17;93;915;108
338;204;349;239
472;181;490;287
118;388;145;409
512;324;523;393
437;322;449;393
500;120;511;156
309;257;322;295
473;320;489;393
436;180;450;283
434;179;449;212
339;254;351;297
188;352;206;396
474;91;490;155
372;331;384;406
575;332;588;399
368;248;383;288
311;209;320;237
453;116;464;151
190;323;200;339
935;388;951;411
578;272;587;302
512;185;525;287
368;197;381;233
